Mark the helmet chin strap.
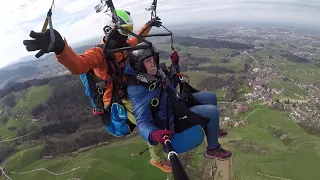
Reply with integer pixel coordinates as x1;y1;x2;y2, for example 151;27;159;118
136;73;159;84
157;67;170;88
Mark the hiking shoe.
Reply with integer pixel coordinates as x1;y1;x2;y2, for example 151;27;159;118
219;129;228;138
150;159;172;173
204;145;232;161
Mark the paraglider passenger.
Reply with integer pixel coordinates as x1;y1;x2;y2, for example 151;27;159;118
124;43;232;160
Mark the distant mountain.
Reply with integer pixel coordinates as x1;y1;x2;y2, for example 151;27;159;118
172;36;255;50
2;54;38;69
0;43;99;89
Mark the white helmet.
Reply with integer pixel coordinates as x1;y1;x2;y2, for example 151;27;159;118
102;9;134;36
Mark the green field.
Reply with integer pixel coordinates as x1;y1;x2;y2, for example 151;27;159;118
1;136;168;180
0;85;51;139
269;80;309;99
14;85;51;114
156;43;217;58
213;89;226;101
227;107;320;180
276;63;320;85
183;71;215;88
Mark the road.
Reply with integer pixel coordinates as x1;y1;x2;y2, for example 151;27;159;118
10;167;81;176
0;166;13;180
0;131;36;143
249;55;260;66
257;172;292;180
244;108;262;120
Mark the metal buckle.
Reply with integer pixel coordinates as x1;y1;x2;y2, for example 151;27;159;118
151;98;159;107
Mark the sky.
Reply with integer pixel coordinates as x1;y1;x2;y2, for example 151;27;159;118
0;0;319;68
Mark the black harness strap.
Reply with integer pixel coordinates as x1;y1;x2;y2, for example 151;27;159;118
86;70;105;111
179;81;201;107
151;83;163;126
166;88;208;133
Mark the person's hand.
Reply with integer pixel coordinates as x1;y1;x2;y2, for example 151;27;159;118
151;129;174;144
23;29;65;58
170;50;179;64
148;17;162;27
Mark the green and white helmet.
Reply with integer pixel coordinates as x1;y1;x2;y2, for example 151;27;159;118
102;9;134;36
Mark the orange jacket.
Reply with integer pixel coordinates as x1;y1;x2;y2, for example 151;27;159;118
56;23;152;108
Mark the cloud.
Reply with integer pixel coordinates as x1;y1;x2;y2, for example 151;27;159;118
0;0;319;68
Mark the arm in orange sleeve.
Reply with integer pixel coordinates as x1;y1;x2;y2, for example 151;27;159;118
55;39;105;75
126;23;152;46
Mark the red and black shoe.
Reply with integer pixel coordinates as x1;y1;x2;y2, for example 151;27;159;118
219;129;228;138
204;145;232;161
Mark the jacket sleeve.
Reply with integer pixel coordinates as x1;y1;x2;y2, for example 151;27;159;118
126;23;152;46
55;39;105;74
127;85;159;145
176;64;181;73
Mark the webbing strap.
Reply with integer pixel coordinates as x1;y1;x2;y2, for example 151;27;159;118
151;85;163;125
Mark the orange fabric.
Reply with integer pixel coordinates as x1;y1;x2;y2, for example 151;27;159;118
56;23;152;107
150;159;172;173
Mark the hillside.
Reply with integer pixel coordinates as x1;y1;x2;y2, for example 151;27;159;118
228;107;320;180
1;136;167;180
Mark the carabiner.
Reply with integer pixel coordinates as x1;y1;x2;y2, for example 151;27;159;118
151;98;159;107
98;88;104;95
149;83;156;91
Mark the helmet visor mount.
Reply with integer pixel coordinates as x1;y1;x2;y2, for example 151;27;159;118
118;24;133;36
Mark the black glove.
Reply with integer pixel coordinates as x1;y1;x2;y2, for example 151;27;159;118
147;17;162;27
23;29;65;58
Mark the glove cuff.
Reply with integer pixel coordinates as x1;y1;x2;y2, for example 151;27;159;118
54;43;65;55
51;30;65;55
54;37;65;55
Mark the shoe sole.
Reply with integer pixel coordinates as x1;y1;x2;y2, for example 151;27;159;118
150;160;172;173
204;152;231;161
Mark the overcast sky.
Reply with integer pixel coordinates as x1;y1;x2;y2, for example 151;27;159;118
0;0;319;68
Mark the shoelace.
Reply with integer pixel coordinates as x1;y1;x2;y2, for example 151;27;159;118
216;147;227;153
211;145;226;154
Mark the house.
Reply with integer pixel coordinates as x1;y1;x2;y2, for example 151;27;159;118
236;104;249;114
267;99;273;108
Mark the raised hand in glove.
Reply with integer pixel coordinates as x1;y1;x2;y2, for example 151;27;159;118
147;17;162;27
170;50;180;64
23;29;65;58
151;129;174;144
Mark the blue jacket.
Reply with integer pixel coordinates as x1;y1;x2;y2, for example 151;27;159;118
123;64;179;145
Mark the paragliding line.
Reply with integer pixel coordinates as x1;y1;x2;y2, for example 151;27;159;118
41;0;55;52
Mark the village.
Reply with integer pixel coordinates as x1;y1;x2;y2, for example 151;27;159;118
218;54;320;132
